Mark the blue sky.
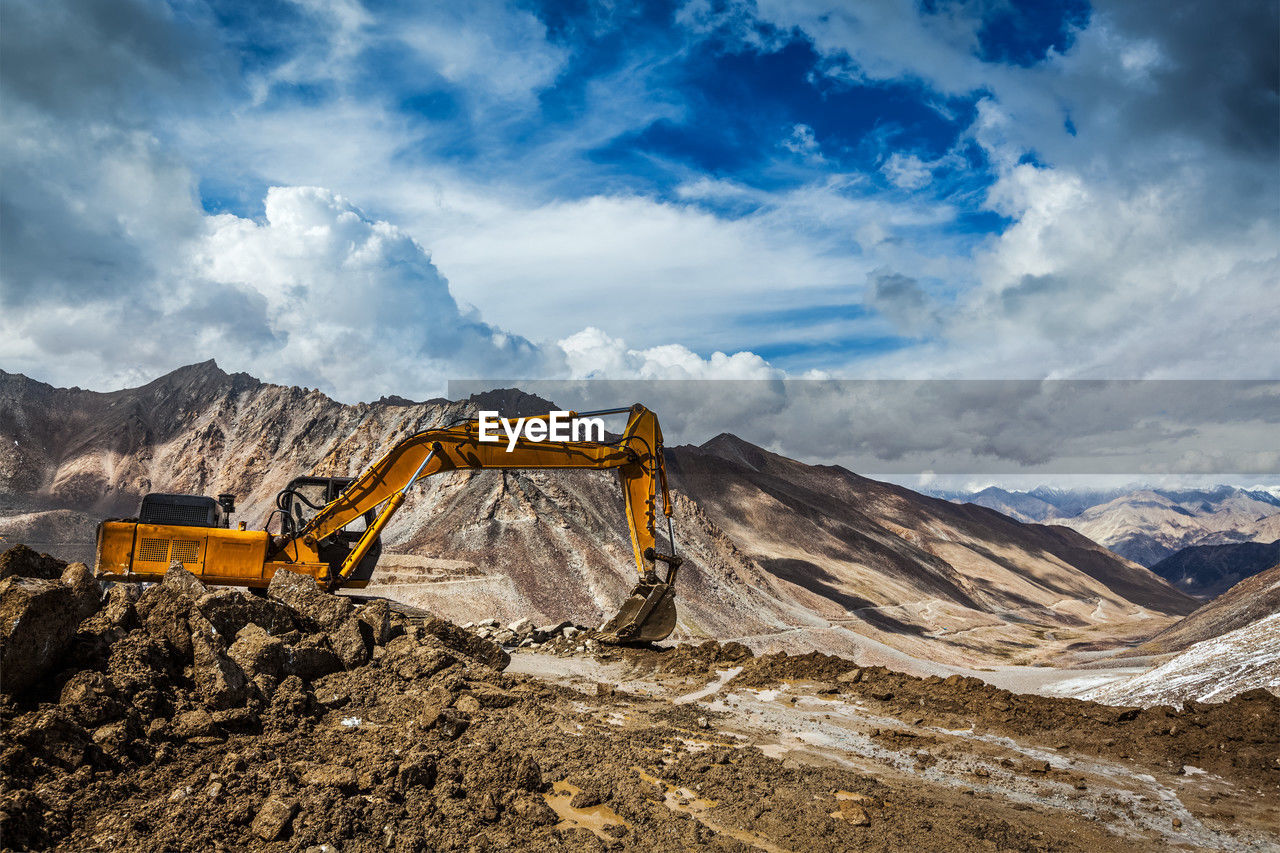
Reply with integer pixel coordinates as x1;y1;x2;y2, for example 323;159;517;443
1;0;1277;403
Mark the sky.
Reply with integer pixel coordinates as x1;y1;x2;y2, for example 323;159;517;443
1;0;1277;480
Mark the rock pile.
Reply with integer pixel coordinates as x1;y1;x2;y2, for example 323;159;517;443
0;547;527;850
0;544;68;581
462;617;595;652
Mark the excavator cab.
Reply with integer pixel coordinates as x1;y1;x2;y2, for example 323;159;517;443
272;476;382;586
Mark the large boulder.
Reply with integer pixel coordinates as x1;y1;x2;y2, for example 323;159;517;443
356;599;393;646
159;563;209;600
59;671;127;728
286;634;344;681
195;589;300;638
136;585;195;657
228;624;288;682
61;562;102;624
0;577;79;695
190;613;250;710
101;583;141;629
330;617;369;670
135;565;211;657
267;568;352;630
0;545;66;581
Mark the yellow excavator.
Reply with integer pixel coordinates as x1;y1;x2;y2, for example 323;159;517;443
93;404;682;643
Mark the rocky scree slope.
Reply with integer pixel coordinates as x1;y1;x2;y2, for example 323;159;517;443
1;363;1195;666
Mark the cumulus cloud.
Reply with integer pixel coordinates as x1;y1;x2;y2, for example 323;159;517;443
881;153;932;189
756;0;1279;379
189;186;551;397
557;327;779;380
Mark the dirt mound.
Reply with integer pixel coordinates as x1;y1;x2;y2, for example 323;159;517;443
0;563;519;850
709;648;1278;789
0;543;67;581
592;639;757;676
5;559;1275;851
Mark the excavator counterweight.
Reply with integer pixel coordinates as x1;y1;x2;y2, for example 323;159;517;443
94;404;681;644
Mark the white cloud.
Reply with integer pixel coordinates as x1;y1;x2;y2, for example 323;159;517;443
558;327;779;380
881;152;932;189
3;0;1275;407
751;0;1279;380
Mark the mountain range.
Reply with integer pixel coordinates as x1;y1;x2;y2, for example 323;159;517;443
935;485;1280;568
1;362;1198;670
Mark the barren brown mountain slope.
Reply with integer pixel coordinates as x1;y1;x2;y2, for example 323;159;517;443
1;363;1196;667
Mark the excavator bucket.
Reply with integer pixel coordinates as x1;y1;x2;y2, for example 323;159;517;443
598;581;677;644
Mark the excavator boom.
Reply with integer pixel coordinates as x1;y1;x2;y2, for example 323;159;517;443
94;404;681;644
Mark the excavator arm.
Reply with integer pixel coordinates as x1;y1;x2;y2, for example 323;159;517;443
287;403;680;642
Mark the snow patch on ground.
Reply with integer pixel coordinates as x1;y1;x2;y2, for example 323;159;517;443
1080;614;1280;707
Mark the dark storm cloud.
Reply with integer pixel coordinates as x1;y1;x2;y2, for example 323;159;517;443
865;269;937;336
1094;0;1278;161
0;0;225;120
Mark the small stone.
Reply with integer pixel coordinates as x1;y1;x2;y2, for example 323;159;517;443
973;766;990;778
839;801;871;826
302;764;359;793
173;709;217;739
251;796;298;842
435;708;470;740
697;716;710;730
1172;817;1182;829
836;668;863;684
508;617;533;634
397;749;436;790
477;791;500;822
